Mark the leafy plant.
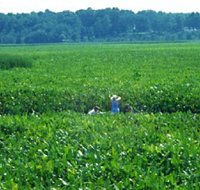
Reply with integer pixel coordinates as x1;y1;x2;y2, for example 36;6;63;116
0;42;199;189
0;54;32;70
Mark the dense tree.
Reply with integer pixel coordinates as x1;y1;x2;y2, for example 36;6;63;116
0;8;200;43
94;15;111;38
185;12;200;30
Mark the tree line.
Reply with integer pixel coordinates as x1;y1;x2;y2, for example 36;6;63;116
0;8;200;43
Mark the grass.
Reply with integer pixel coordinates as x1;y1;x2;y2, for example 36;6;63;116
0;112;199;189
0;42;199;189
0;43;199;114
0;54;32;70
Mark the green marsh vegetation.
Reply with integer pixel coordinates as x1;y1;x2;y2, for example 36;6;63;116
0;43;199;114
0;54;32;70
0;43;199;189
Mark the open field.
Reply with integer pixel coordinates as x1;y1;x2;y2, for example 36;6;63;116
0;43;200;189
0;43;200;114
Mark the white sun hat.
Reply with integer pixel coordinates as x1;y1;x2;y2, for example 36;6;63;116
110;95;121;101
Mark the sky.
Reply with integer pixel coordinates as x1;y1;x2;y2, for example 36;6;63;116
0;0;200;14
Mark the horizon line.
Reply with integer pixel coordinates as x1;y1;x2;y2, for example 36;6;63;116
1;7;200;15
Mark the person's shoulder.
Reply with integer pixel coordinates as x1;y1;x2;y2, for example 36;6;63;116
88;110;94;115
88;110;95;115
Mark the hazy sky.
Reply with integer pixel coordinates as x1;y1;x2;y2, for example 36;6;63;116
0;0;200;14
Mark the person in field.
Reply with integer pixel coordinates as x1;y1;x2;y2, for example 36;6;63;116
110;95;121;113
88;106;101;115
124;104;133;113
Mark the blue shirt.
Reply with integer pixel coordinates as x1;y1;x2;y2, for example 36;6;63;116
111;100;120;113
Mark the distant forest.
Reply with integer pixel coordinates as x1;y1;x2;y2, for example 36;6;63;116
0;8;200;43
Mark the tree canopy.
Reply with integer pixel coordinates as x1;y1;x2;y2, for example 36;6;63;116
0;8;200;43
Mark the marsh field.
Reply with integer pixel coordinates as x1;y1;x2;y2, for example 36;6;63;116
0;43;200;189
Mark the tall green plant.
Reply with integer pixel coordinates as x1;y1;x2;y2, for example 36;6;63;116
0;54;32;70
